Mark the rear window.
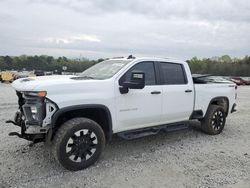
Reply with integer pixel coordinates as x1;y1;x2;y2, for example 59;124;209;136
160;62;187;85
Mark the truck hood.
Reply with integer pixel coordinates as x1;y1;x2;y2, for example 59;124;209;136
11;75;114;108
12;75;79;91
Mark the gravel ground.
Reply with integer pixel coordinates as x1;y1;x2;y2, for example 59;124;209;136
0;83;250;188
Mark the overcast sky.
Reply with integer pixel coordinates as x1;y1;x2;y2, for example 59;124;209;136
0;0;250;60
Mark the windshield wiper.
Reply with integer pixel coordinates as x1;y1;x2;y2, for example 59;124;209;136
80;76;95;79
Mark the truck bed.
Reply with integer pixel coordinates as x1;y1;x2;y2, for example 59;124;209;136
194;82;236;115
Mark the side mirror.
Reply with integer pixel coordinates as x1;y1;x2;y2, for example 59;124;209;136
119;71;145;94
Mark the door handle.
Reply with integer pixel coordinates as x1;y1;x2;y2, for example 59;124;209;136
185;89;192;93
151;91;161;94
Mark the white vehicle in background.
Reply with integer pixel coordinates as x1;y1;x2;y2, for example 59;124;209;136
7;55;237;171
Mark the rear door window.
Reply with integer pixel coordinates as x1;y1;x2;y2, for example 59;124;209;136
160;62;187;85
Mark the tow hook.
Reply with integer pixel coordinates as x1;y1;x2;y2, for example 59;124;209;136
5;120;17;126
8;131;44;146
8;132;22;138
8;132;41;147
5;112;22;127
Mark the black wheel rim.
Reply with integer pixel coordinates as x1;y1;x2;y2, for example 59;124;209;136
66;129;98;162
211;110;224;131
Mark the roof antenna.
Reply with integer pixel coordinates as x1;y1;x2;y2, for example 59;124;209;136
127;55;135;59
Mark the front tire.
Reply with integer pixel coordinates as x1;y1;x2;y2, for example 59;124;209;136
52;117;105;171
201;105;226;135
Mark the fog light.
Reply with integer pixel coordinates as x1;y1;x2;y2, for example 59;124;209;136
30;106;37;114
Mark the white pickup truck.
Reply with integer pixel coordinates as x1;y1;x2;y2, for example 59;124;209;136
8;56;237;171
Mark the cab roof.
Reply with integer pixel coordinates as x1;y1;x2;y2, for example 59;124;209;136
109;56;186;64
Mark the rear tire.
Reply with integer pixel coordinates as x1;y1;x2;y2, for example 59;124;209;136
51;117;105;171
201;105;226;135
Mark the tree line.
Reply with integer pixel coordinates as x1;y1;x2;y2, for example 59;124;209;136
0;55;250;76
187;55;250;76
0;55;104;73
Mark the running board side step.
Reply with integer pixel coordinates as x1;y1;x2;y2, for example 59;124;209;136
117;123;189;140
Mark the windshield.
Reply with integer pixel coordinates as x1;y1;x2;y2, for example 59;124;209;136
78;59;132;79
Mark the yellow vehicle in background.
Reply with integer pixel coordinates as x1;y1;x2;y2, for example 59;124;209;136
1;71;14;83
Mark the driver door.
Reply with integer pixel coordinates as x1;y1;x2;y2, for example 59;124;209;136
115;61;162;132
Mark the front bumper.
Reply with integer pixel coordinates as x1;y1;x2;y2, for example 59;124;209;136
6;111;46;141
7;91;57;142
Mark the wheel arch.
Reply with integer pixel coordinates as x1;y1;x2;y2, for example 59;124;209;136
51;104;113;141
207;96;230;117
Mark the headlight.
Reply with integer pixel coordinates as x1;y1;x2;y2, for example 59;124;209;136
26;91;47;97
22;91;47;126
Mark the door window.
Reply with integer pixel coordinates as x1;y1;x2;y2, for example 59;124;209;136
121;62;156;85
160;62;187;85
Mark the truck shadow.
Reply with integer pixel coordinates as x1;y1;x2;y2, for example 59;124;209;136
105;121;202;156
15;121;203;174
